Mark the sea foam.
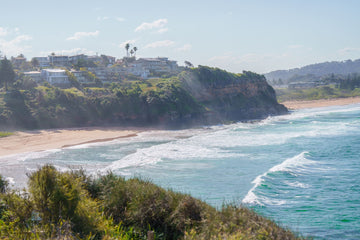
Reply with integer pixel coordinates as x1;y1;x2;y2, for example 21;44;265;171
242;152;315;206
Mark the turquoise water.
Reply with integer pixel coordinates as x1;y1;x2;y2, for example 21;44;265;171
1;103;360;239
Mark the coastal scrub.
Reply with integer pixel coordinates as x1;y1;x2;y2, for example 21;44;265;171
0;166;303;239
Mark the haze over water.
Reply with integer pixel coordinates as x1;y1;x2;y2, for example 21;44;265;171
1;103;360;239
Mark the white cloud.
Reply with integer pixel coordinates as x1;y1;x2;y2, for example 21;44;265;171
66;30;99;41
12;35;32;43
135;18;168;32
116;17;125;22
145;40;175;48
97;16;125;22
40;48;96;56
97;16;110;21
0;34;32;56
0;27;8;36
338;47;360;55
157;28;168;34
177;44;192;52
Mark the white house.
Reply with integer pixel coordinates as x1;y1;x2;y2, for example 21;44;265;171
134;57;179;74
41;69;69;85
24;71;42;82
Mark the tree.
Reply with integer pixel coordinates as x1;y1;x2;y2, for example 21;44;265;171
0;57;16;91
133;47;138;57
125;43;130;57
184;61;194;68
31;57;40;69
130;49;134;57
0;175;8;193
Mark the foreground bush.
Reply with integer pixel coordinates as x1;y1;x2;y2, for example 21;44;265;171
0;165;303;239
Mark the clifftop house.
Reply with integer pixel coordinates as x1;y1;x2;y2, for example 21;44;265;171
41;69;69;85
21;54;180;85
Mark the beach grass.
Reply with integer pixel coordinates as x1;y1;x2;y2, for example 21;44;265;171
0;132;13;138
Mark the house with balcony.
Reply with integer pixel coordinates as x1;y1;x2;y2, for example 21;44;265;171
48;55;70;66
134;57;179;74
24;71;42;82
41;69;69;85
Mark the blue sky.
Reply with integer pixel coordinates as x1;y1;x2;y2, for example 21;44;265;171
0;0;359;73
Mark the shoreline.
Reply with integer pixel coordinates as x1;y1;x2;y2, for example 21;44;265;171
1;97;360;158
0;127;140;158
281;96;360;110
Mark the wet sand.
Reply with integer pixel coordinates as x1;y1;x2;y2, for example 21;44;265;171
0;127;139;157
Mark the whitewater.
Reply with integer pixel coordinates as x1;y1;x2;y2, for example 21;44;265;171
1;103;360;239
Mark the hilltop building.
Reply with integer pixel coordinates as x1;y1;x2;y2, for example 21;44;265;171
24;71;42;82
19;53;180;85
11;56;27;68
49;55;70;67
41;69;69;85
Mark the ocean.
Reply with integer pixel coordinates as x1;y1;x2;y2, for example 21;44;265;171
1;103;360;239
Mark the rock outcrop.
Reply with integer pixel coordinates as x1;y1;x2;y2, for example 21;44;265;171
177;66;288;125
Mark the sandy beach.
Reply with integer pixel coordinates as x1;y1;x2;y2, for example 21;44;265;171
281;97;360;110
1;97;360;158
0;127;139;157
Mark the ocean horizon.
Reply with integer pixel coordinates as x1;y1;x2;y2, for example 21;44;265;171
1;103;360;239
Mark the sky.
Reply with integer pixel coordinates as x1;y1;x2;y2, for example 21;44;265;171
0;0;360;74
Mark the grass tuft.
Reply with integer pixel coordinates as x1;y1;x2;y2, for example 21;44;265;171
0;132;13;138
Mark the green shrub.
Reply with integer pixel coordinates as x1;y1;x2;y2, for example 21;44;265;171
0;132;13;138
0;167;303;240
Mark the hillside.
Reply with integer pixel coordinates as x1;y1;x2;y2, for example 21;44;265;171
0;66;287;130
265;59;360;84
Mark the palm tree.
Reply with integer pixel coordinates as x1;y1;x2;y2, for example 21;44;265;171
125;43;130;57
133;47;138;57
130;49;134;57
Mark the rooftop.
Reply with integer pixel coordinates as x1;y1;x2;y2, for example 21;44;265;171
42;69;66;73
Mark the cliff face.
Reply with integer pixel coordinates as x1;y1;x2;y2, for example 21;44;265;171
178;66;288;125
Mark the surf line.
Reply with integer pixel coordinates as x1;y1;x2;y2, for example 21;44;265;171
242;151;313;206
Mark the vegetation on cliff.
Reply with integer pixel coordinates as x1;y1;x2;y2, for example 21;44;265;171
0;166;302;239
0;66;286;130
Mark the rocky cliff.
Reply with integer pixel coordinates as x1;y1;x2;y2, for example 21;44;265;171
177;66;288;125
